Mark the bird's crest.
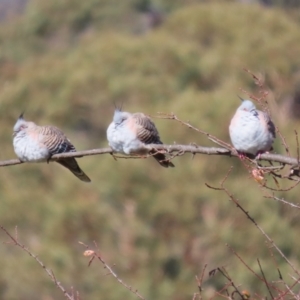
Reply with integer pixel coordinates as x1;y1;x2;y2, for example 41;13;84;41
237;95;244;102
18;111;25;120
114;101;124;112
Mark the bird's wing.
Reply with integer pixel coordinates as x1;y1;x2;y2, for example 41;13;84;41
40;126;76;154
260;111;276;139
132;113;162;145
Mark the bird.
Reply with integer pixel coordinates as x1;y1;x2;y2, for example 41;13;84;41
229;98;276;157
13;113;91;182
107;107;174;168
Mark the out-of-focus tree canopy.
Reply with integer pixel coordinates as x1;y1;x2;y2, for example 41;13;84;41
0;1;300;299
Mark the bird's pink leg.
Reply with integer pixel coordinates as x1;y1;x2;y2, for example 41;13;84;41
237;151;247;160
256;150;268;160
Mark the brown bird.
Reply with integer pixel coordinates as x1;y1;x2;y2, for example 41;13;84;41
13;114;91;182
107;108;174;168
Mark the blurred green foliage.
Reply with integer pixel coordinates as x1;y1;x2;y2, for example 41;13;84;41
0;0;300;299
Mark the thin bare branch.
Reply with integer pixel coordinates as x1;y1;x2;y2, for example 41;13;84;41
264;194;300;209
0;226;74;300
226;244;264;282
207;183;300;277
217;267;244;299
197;264;207;300
296;130;300;162
287;275;300;300
257;258;274;299
277;129;291;157
79;242;146;300
154;112;232;150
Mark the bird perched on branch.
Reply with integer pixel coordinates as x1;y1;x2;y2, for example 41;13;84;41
229;98;276;157
13;113;91;182
107;107;174;168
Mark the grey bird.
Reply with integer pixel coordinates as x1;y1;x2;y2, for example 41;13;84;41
107;108;174;168
13;113;91;182
229;99;276;157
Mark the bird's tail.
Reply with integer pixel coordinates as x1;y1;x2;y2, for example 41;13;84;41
150;150;175;168
56;158;91;182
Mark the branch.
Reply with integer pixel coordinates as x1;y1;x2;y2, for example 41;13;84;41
206;168;300;277
264;194;300;209
257;259;274;299
0;226;74;300
0;145;300;167
79;242;146;300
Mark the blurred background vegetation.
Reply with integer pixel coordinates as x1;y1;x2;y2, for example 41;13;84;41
0;0;300;299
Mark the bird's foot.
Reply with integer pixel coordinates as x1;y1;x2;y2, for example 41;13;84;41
152;149;167;155
255;151;267;160
237;151;247;160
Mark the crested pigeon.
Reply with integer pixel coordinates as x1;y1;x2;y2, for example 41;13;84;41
13;113;91;182
107;108;174;168
229;99;276;157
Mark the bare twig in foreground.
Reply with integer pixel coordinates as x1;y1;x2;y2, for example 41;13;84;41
0;226;74;300
196;264;207;300
205;169;300;277
79;241;146;300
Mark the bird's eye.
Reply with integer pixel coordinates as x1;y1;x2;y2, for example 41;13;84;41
19;124;26;130
118;117;126;124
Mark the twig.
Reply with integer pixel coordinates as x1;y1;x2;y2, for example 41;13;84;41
155;113;233;150
296;130;300;163
243;68;264;90
197;264;207;300
260;177;300;192
257;258;274;299
79;241;146;300
217;267;244;299
277;129;291;157
192;293;199;300
278;278;299;300
264;194;300;209
266;240;282;282
226;244;264;282
0;226;74;300
287;275;300;300
213;281;235;299
205;169;300;277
